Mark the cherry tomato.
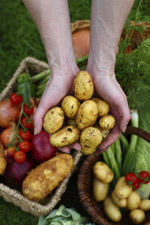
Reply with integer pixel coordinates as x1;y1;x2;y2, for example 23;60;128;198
18;141;31;152
21;117;33;129
139;171;150;184
10;93;23;105
14;151;26;163
125;172;137;185
23;103;34;115
19;130;32;141
132;182;140;190
5;147;16;157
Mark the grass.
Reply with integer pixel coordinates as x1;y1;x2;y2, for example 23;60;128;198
0;0;149;225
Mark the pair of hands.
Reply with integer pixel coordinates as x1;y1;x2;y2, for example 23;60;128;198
34;64;131;153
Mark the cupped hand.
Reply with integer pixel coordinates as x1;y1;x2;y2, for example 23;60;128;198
87;68;131;151
34;65;81;152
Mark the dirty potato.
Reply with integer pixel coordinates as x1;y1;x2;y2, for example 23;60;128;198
61;95;80;119
76;100;98;130
43;107;64;134
50;126;80;147
80;127;102;155
73;71;94;101
91;97;110;117
99;114;116;130
22;153;74;202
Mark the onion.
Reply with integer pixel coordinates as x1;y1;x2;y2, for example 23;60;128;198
31;130;57;163
3;157;35;190
72;29;90;58
0;99;20;128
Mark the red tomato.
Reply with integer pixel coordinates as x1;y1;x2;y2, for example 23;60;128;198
14;151;26;163
18;141;31;152
125;172;137;185
21;117;33;129
19;130;32;141
139;171;150;184
5;147;16;157
23;103;34;115
10;93;23;105
132;182;140;190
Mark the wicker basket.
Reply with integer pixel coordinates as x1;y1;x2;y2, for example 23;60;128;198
0;57;82;217
78;126;150;225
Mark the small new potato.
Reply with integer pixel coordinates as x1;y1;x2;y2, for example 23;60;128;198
127;191;141;210
114;177;132;199
91;97;110;117
99;114;116;130
93;161;114;183
129;209;145;224
76;100;98;130
99;127;110;140
61;95;80;119
111;190;127;208
0;142;7;175
140;199;150;211
80;127;102;155
50;126;80;148
73;71;94;101
93;177;109;202
43;107;64;134
103;196;122;222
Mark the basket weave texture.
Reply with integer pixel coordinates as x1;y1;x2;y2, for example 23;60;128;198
77;126;150;225
0;57;82;217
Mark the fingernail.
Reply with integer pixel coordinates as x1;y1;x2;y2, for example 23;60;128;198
121;126;127;133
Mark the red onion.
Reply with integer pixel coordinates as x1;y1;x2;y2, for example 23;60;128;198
3;157;35;190
31;130;57;163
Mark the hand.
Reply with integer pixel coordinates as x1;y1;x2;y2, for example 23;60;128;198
34;65;79;131
87;68;131;151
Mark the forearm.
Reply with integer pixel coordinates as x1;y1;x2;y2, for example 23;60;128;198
87;0;135;75
23;0;76;71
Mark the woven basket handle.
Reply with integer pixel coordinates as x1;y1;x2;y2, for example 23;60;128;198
94;125;150;157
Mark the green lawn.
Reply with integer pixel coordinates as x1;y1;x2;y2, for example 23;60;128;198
0;0;149;224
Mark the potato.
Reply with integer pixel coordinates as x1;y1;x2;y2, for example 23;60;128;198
114;177;132;199
91;97;110;117
80;127;102;155
99;114;116;130
93;161;114;183
73;71;94;101
66;119;76;127
61;95;80;119
99;127;110;140
111;190;127;208
129;209;145;224
22;153;74;202
103;196;122;222
50;126;80;147
127;191;141;210
0;142;7;175
43;107;64;134
140;199;150;211
76;100;98;130
93;177;109;201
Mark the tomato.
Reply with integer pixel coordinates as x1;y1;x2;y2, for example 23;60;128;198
18;141;31;152
19;130;32;141
10;93;23;105
125;172;137;185
14;151;26;163
21;117;33;129
139;171;150;184
23;103;34;115
5;147;16;157
132;182;140;190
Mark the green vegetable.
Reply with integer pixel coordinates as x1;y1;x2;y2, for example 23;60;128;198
114;139;122;172
122;110;139;175
38;205;95;225
17;73;35;103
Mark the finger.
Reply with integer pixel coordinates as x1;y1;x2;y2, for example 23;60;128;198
57;147;70;153
71;142;81;151
99;126;121;149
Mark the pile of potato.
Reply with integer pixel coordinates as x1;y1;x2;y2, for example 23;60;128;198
92;161;150;224
43;71;116;155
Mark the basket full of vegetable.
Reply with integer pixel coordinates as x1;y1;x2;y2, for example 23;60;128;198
0;56;83;217
78;120;150;225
